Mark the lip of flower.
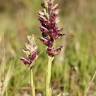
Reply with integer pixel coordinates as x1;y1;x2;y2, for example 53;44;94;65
21;51;38;66
40;37;53;47
39;15;48;22
40;26;49;34
48;28;64;40
47;46;63;57
39;19;49;29
21;57;31;65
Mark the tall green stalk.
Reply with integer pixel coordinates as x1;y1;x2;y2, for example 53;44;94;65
30;69;35;96
46;56;54;96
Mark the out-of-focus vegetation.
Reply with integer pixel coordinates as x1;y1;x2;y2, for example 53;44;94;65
0;0;96;96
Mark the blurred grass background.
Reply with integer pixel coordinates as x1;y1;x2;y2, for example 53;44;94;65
0;0;96;96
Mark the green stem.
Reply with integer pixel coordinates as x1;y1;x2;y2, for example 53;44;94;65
30;69;35;96
46;56;54;96
5;88;8;96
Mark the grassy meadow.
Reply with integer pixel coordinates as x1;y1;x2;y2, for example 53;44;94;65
0;0;96;96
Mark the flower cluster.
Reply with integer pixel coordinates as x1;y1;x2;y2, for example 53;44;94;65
21;35;38;69
39;0;64;57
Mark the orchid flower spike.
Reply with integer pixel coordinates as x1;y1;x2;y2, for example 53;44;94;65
39;0;64;57
21;35;38;69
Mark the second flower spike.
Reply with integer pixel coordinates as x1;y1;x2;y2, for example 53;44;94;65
21;35;38;69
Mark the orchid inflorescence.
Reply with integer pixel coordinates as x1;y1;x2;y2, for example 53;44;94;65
39;0;64;57
21;35;38;69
